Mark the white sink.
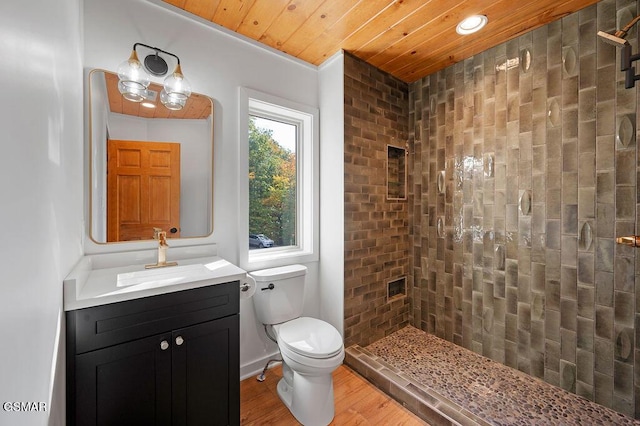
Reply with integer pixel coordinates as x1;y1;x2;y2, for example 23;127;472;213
116;264;211;287
63;245;247;311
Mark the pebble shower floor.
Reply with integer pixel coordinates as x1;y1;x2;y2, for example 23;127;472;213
346;326;640;425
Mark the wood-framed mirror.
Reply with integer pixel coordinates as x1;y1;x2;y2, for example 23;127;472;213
88;69;214;243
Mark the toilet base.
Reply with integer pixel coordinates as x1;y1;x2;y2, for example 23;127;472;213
276;363;335;426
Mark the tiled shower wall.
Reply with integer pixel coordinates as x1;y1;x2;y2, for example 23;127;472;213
409;0;640;418
344;52;410;348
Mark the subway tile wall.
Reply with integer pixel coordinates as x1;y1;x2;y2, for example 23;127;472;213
408;0;640;418
344;52;410;348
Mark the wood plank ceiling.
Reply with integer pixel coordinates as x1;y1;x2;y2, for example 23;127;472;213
163;0;600;83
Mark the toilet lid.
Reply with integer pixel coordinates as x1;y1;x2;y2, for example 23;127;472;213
277;317;343;359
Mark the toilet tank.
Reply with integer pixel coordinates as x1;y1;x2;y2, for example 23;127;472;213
250;264;307;325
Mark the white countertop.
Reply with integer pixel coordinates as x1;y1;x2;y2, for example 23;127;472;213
64;246;247;311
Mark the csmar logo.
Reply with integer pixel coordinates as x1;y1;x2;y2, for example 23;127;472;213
2;402;47;412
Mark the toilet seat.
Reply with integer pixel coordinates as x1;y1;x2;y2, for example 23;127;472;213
275;317;343;359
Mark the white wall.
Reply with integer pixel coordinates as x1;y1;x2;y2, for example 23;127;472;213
0;0;84;425
83;0;325;378
319;52;345;335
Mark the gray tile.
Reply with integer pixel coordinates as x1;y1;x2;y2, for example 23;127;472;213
597;171;615;203
596;306;614;340
545;308;561;341
594;371;614;407
579;120;596;153
561;299;578;331
595;270;614;307
561;329;577;362
578;284;595;317
616;150;636;185
578;89;596;126
563;204;578;234
597;65;616;102
596;100;615;137
561;361;577;393
616;186;636;220
597;138;616;173
578;188;595;219
578;253;595;284
615;256;635;293
596;204;615;238
614;361;634;401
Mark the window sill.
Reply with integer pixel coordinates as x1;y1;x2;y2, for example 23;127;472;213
246;247;318;270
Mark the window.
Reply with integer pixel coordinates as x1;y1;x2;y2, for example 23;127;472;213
239;89;318;268
249;116;297;249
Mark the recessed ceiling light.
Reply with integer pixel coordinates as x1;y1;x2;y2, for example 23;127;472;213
141;102;156;108
456;15;488;35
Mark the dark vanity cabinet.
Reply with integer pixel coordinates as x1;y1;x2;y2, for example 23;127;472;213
66;282;240;426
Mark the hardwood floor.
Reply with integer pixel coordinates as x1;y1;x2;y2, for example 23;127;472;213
240;364;428;425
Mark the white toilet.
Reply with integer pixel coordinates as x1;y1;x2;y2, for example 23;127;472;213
250;264;344;426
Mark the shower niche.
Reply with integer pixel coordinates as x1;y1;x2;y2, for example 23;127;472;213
387;144;407;200
387;277;407;302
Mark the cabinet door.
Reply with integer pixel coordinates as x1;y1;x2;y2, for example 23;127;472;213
75;333;172;426
171;315;239;426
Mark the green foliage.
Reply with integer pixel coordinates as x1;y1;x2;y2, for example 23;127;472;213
249;118;296;246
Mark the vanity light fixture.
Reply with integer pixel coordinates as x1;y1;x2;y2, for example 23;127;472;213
117;42;192;110
456;15;488;35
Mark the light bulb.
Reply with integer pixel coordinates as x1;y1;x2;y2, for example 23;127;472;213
117;49;151;102
163;64;192;103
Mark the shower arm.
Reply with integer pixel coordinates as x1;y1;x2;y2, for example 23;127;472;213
619;14;640;38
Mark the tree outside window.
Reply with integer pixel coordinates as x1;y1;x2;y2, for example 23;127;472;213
248;116;297;248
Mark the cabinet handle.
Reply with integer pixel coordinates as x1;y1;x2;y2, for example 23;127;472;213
160;340;169;351
175;336;184;346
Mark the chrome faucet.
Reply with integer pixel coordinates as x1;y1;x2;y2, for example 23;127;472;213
145;228;178;269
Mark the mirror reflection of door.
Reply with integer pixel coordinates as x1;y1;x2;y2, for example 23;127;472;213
107;140;181;242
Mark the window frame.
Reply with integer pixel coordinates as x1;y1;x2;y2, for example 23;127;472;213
239;88;319;270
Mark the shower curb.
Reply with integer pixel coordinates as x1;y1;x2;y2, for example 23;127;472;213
345;345;486;426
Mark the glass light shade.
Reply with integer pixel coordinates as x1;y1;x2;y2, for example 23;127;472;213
117;50;151;102
117;81;149;103
162;64;192;108
456;15;488;35
160;89;187;110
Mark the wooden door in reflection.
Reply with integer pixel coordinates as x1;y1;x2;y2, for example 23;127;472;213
107;140;181;242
